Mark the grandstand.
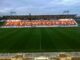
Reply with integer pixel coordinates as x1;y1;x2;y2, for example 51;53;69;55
0;14;78;27
1;19;77;28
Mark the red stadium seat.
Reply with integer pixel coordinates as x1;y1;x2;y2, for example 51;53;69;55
4;19;78;27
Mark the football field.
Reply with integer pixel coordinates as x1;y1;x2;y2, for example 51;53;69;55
0;27;80;52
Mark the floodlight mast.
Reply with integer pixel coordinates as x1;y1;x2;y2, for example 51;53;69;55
29;13;32;26
63;10;70;15
10;11;16;16
29;13;31;20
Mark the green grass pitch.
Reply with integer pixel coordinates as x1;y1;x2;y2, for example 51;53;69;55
0;27;80;53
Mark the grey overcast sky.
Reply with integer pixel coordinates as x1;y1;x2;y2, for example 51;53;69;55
0;0;80;15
